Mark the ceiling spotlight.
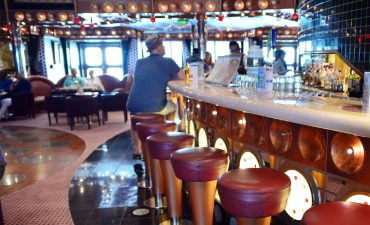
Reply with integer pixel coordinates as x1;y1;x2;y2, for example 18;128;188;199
25;13;32;21
270;0;279;8
111;30;117;35
258;0;269;9
80;30;86;36
169;3;178;12
90;3;99;13
57;30;64;36
165;34;170;38
257;30;263;35
158;2;169;13
47;13;55;21
222;1;231;11
96;30;102;35
165;14;169;19
193;2;202;11
135;14;141;19
65;30;71;36
116;3;125;13
178;33;183;38
234;0;244;11
58;12;68;22
126;30;131;35
36;12;47;21
14;12;25;21
128;2;139;13
181;1;192;13
103;2;114;13
215;33;221;38
140;2;150;13
240;12;245;17
285;30;290;35
205;1;216;12
227;33;233;38
245;0;253;10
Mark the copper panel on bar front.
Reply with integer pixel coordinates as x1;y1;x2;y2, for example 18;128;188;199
230;110;247;141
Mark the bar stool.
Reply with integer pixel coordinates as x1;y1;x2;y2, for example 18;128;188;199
217;168;291;225
136;120;177;208
147;132;194;225
131;113;165;188
301;201;370;225
171;147;229;225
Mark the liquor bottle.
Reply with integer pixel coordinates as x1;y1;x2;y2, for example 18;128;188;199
185;63;190;86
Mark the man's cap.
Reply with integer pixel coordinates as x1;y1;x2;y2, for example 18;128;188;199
145;34;162;52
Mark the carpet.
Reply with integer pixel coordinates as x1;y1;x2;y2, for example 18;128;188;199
0;112;130;225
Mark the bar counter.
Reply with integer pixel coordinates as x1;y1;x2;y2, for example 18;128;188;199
169;80;369;137
169;79;370;222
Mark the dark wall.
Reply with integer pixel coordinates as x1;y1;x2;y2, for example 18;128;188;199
298;0;370;72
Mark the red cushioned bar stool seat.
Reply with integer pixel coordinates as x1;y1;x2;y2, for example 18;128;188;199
130;113;164;188
217;168;291;225
171;147;229;225
301;201;370;225
147;132;194;224
136;120;177;208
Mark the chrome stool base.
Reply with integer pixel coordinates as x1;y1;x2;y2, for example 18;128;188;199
159;218;193;225
143;196;167;209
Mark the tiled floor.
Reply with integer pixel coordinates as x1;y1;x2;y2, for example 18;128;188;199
69;131;299;225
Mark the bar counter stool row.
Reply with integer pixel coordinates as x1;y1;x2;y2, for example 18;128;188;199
130;113;370;225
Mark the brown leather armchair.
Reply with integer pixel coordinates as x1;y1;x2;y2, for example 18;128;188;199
45;95;67;125
99;92;128;124
28;75;56;110
9;92;35;119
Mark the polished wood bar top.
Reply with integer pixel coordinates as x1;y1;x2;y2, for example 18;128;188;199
168;80;370;137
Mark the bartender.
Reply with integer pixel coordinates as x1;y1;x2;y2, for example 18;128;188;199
273;49;289;75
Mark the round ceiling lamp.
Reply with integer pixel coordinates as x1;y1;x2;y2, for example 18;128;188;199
258;0;269;10
193;2;202;11
111;30;117;35
14;12;25;21
102;2;114;13
157;2;169;13
128;2;139;13
116;3;125;13
140;2;150;13
234;0;244;10
65;30;71;36
80;30;86;36
57;12;68;22
205;1;216;11
245;0;253;10
90;3;99;12
95;30;102;35
36;12;47;21
169;3;178;12
181;1;192;13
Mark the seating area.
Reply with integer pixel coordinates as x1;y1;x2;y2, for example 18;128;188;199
0;74;131;128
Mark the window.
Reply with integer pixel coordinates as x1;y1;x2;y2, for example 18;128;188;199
206;40;242;61
81;43;124;80
139;40;184;67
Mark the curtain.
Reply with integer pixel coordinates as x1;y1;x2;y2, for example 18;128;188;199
127;38;138;76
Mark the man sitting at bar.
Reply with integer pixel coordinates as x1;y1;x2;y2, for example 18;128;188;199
127;34;185;115
63;68;84;88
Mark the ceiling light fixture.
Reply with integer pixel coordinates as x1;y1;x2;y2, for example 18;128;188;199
36;12;47;21
14;12;25;21
128;2;139;13
181;1;192;13
205;0;216;11
158;2;169;13
234;0;244;11
102;2;114;13
58;12;68;22
258;0;269;10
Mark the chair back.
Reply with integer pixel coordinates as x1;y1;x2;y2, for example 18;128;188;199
66;96;98;117
10;92;35;118
45;95;67;113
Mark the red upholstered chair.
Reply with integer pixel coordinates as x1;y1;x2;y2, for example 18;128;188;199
136;121;177;208
55;76;67;88
147;132;194;224
97;75;120;92
301;201;370;225
171;147;229;225
217;168;291;225
130;113;165;188
28;75;56;110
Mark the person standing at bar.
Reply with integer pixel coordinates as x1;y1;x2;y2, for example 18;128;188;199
127;34;185;158
273;49;289;75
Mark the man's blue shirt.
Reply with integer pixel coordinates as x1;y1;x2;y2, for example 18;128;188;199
127;54;180;113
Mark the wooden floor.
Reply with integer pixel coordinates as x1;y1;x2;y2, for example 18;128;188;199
0;125;85;196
